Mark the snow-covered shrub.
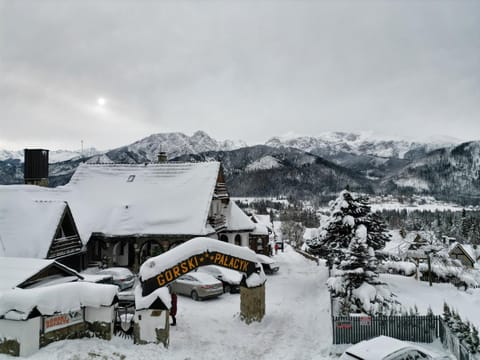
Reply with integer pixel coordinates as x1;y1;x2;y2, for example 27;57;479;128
443;302;480;353
379;260;416;276
418;262;479;289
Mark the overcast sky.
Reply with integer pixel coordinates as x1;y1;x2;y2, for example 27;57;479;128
1;0;479;151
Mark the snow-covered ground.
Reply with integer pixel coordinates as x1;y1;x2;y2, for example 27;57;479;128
384;273;480;328
0;247;463;359
0;246;335;360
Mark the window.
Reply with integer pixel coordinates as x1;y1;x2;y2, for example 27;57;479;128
220;235;229;243
235;235;242;246
257;238;263;250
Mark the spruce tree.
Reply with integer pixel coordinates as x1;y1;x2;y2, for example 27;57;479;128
327;225;397;315
307;190;390;268
443;302;451;325
470;325;480;353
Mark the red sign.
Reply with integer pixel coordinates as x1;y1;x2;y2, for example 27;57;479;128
360;316;371;326
44;311;83;333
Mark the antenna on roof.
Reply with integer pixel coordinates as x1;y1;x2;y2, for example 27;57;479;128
81;140;84;157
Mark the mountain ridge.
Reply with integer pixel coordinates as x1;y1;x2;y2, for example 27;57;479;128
1;131;479;204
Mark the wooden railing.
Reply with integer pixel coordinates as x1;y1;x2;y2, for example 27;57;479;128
48;235;82;258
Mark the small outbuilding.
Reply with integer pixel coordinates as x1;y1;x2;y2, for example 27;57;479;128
0;257;118;357
449;242;480;268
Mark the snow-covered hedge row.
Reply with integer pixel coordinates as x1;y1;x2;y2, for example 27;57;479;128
379;261;416;276
418;263;479;288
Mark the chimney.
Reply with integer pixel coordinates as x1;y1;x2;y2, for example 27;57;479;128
24;149;49;187
157;151;168;163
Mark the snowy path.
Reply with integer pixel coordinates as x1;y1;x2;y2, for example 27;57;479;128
1;246;334;360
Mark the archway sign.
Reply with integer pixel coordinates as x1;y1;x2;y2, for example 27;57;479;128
134;238;266;345
139;237;265;297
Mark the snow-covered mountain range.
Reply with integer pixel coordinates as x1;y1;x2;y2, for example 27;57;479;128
104;131;247;164
1;130;479;204
0;148;100;163
265;132;455;160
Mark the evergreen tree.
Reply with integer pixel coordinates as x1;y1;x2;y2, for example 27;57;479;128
470;325;480;353
307;190;390;268
327;225;397;315
451;310;462;334
442;302;451;324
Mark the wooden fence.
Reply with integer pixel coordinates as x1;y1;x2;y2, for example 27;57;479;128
332;315;439;345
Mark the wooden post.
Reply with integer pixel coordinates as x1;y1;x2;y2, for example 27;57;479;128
427;254;432;287
240;284;265;324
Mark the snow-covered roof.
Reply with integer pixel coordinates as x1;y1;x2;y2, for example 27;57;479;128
253;215;272;228
0;187;67;258
449;242;479;264
61;162;220;239
382;230;437;258
226;202;255;232
1;162;222;246
0;282;118;320
134;284;171;311
0;257;57;292
251;223;269;236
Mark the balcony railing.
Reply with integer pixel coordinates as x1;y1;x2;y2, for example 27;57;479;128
208;214;227;231
48;235;82;259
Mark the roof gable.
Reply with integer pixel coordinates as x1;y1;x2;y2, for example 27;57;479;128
226;202;255;232
0;257;81;292
449;243;477;265
0;188;67;259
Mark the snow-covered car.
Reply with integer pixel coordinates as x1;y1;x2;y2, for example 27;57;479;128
97;267;136;291
170;272;224;301
196;265;242;293
256;254;279;274
339;336;452;360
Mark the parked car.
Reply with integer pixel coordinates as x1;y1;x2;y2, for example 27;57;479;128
196;265;242;293
339;336;453;360
170;272;223;301
97;267;136;291
256;254;279;274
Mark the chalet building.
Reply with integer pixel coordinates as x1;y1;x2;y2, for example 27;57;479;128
448;242;480;268
0;187;84;270
248;214;273;256
2;154;267;271
220;201;255;246
48;161;268;271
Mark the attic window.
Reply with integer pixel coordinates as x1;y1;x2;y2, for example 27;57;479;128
127;175;136;182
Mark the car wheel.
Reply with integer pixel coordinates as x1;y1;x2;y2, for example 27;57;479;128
191;290;199;301
224;284;231;294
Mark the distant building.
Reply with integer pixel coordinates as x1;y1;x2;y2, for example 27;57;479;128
448;242;480;268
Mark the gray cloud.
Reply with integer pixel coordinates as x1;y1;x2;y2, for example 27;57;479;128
1;0;479;150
